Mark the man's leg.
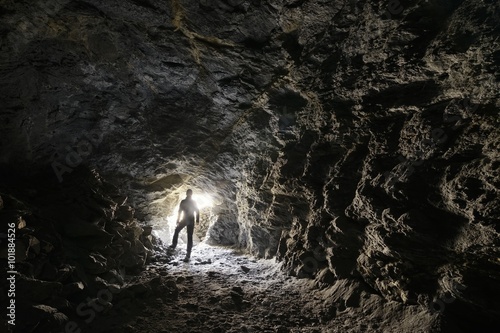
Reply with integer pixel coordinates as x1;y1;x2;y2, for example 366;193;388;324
170;220;187;249
186;223;194;258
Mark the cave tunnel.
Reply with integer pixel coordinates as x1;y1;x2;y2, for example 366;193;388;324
0;0;499;332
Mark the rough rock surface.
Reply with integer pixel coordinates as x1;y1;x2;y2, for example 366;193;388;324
84;244;440;333
0;168;155;332
1;0;499;332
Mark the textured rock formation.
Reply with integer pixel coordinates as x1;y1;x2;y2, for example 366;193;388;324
0;168;156;331
1;0;499;332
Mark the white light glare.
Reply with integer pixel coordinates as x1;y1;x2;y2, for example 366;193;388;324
192;193;213;210
166;193;213;226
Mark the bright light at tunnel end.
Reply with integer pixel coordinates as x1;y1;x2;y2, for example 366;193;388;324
165;192;214;225
192;193;214;210
152;192;216;245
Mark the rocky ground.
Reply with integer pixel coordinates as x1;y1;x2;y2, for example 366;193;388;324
87;243;438;333
91;244;312;333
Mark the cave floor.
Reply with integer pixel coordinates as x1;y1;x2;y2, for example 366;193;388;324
87;244;404;333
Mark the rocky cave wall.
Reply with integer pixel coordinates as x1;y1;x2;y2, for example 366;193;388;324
1;0;499;331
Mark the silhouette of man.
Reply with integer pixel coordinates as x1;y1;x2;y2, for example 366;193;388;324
169;189;200;262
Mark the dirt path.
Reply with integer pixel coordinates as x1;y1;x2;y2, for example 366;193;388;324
89;243;330;333
86;243;432;333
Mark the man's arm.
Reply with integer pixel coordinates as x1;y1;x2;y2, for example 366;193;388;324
176;203;183;223
195;206;200;223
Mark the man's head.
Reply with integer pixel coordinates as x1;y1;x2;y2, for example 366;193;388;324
186;189;193;198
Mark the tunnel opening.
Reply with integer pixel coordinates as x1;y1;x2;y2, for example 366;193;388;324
149;186;219;248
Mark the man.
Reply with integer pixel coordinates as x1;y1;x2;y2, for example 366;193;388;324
169;189;200;262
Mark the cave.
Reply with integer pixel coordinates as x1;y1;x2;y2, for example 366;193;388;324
1;0;499;332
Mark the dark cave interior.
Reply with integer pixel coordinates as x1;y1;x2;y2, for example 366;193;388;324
0;0;499;332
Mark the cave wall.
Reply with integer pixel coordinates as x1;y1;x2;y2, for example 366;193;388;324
0;167;158;332
1;0;499;331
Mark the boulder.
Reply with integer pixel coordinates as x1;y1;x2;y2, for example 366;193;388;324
27;235;41;256
83;253;109;274
38;261;59;281
62;281;85;297
17;277;63;302
56;265;75;283
41;240;55;254
142;226;153;236
115;205;135;222
63;219;113;239
125;282;151;297
16;216;26;229
127;224;144;240
17;304;69;333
